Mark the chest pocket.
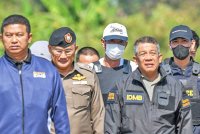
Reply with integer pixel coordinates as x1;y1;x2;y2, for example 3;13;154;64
72;86;91;109
157;90;175;111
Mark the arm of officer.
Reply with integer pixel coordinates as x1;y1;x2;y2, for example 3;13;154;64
177;86;193;134
50;71;70;134
90;73;105;134
105;83;122;134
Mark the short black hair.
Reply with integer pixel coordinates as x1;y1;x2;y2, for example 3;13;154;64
76;47;100;62
192;30;199;48
1;14;31;33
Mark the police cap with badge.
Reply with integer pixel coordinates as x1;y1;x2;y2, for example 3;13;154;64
49;27;76;47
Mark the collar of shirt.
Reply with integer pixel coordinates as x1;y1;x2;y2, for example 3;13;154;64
169;57;193;76
141;73;161;86
60;63;84;79
5;49;31;65
170;57;193;69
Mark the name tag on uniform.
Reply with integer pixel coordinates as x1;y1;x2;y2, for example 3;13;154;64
73;81;87;85
125;91;144;105
33;71;46;78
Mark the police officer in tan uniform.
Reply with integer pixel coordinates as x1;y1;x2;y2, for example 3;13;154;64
48;27;105;134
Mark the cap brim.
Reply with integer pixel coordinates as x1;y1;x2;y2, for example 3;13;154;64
170;33;191;41
104;35;128;41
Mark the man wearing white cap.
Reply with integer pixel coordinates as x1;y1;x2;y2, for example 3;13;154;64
92;23;137;104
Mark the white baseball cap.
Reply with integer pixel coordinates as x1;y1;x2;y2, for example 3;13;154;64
103;23;128;41
30;41;51;61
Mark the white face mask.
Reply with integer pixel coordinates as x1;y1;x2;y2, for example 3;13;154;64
105;44;125;60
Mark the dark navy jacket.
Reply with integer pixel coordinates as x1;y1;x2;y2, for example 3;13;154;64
93;59;134;104
162;57;200;134
105;67;192;134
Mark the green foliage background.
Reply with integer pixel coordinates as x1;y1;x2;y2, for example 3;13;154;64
0;0;200;62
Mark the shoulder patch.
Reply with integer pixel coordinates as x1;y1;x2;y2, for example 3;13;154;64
108;92;115;100
182;98;190;108
107;92;117;104
77;63;93;72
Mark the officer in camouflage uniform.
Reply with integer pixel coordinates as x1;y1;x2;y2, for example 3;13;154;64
48;27;105;134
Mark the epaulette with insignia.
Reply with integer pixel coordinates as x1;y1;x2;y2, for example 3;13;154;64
77;63;93;72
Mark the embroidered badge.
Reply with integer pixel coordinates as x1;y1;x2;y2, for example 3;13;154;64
125;91;144;105
33;71;46;78
72;74;86;81
182;98;190;108
107;92;116;103
64;33;72;43
108;92;115;100
186;89;193;97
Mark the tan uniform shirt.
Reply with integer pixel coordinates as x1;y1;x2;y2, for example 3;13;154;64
62;63;105;134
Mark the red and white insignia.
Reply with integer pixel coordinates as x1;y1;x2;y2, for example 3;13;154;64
64;33;72;43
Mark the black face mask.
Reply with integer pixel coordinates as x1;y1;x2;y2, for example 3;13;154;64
172;45;190;60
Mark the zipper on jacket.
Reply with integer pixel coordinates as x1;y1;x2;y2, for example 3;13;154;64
16;62;25;134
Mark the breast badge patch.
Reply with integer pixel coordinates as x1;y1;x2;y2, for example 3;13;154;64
125;91;144;105
33;71;46;78
72;74;86;80
72;74;87;85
